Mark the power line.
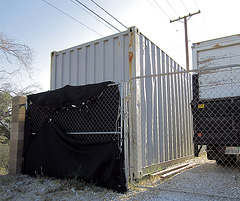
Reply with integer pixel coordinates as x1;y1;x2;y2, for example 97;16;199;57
42;0;103;37
152;0;171;20
70;0;117;33
191;1;214;38
150;0;183;37
192;0;200;10
146;0;161;16
179;0;201;35
90;0;128;30
165;0;179;17
75;0;121;32
179;0;190;13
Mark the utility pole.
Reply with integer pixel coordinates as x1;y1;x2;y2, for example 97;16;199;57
170;10;201;70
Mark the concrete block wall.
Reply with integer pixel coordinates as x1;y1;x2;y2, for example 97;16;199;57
9;96;26;174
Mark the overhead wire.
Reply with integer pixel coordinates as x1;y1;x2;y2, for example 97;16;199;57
180;0;202;39
74;0;121;32
146;0;162;16
70;0;117;33
164;0;180;17
179;0;190;13
144;1;184;46
180;0;201;32
152;0;171;20
150;0;183;37
90;0;128;30
191;0;214;38
192;0;200;10
42;0;103;37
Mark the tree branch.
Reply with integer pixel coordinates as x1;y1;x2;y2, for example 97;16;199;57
0;32;34;74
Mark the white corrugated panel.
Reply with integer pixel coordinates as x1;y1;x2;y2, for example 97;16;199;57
130;34;192;177
192;34;240;99
51;28;133;89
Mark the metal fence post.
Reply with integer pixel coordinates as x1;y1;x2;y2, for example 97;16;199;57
130;79;143;179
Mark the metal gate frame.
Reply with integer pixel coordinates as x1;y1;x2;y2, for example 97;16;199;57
124;64;240;181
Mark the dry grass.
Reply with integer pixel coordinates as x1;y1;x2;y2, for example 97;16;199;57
0;143;9;175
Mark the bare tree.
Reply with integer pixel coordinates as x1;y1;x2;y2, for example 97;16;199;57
0;82;41;96
0;32;37;142
0;32;34;76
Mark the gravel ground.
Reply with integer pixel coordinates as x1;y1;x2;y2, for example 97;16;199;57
1;157;240;201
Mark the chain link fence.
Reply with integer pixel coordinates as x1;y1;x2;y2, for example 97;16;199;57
192;65;240;167
27;83;123;150
126;65;240;193
127;63;193;180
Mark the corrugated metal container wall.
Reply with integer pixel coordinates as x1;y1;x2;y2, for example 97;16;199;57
51;29;131;89
50;27;193;179
130;32;193;178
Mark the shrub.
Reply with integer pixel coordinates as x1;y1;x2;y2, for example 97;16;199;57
0;143;9;175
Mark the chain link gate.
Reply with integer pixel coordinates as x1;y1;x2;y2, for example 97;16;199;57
27;83;124;150
24;82;128;192
125;64;240;197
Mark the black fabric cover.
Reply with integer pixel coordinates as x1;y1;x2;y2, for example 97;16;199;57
27;81;112;107
22;82;126;193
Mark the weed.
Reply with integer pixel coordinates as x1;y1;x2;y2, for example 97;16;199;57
35;167;45;184
0;143;9;175
235;175;239;183
66;175;86;190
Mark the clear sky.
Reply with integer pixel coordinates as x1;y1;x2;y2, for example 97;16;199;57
1;0;240;91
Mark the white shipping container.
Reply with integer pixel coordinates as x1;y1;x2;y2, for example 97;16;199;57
50;27;192;179
192;34;240;99
51;27;136;89
51;26;182;88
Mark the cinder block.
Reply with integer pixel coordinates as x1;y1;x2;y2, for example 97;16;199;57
11;113;25;123
12;105;26;115
9;140;24;156
9;162;17;174
12;96;26;106
17;140;24;154
9;140;18;158
9;140;24;174
11;123;25;133
9;96;26;175
10;131;25;141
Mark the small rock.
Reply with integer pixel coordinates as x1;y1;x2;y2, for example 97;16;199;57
16;181;24;185
6;189;11;193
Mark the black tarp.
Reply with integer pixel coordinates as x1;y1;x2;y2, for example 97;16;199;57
22;81;127;193
27;81;112;107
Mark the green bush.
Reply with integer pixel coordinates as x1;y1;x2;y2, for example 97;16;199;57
0;136;9;144
0;143;9;175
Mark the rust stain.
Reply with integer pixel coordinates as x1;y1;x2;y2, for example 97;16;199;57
213;43;222;48
129;51;133;78
129;33;134;47
199;58;215;64
129;51;133;63
128;32;134;78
